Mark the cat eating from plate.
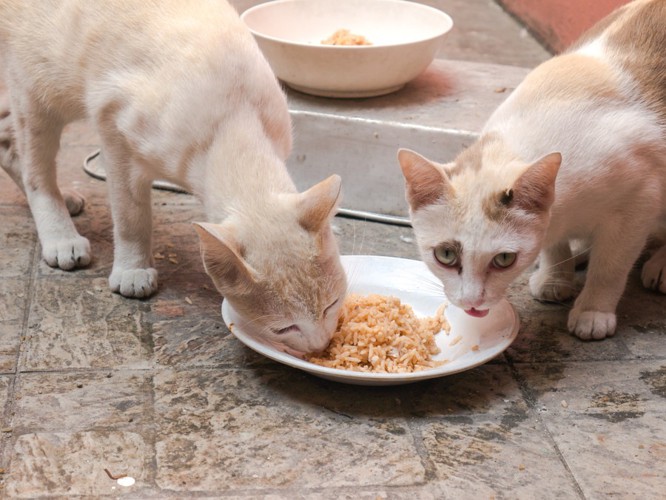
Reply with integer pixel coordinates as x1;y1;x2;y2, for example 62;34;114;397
0;0;346;355
399;0;665;340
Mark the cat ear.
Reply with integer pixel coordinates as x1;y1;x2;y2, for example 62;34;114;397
512;152;562;212
398;148;452;211
296;174;342;233
193;222;257;296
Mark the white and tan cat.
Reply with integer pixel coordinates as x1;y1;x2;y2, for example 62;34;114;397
399;0;666;340
0;0;346;355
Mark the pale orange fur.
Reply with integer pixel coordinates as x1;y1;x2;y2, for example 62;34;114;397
0;0;347;355
400;0;666;340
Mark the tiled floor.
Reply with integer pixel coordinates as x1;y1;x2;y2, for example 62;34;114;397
1;1;666;499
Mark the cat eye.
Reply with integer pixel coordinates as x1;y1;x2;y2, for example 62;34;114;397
492;252;517;269
323;299;339;317
273;325;299;336
434;245;458;267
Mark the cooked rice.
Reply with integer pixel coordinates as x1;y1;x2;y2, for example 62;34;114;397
306;293;450;373
321;29;372;46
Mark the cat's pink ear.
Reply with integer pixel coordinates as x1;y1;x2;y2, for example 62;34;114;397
296;174;342;232
512;152;562;212
193;222;256;296
398;149;452;211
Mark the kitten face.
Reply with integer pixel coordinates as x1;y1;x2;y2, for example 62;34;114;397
399;147;560;316
223;227;346;357
412;202;546;315
195;175;346;357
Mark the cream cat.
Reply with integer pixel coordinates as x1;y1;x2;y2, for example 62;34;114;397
0;0;346;355
399;0;665;340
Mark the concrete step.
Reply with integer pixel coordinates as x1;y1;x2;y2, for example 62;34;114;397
83;58;530;225
285;58;530;223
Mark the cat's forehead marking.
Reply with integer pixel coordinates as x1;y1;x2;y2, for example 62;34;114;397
448;134;500;178
482;188;513;222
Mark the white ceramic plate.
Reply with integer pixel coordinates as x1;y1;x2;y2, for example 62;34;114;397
221;255;519;385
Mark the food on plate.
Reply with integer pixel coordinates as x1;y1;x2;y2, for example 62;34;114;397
321;29;372;46
306;293;449;373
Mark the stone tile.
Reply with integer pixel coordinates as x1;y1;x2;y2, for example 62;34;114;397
419;416;580;498
0;278;28;324
0;169;26;207
427;0;551;67
5;431;150;497
154;368;425;492
12;371;152;433
517;361;666;497
0;321;21;374
544;414;666;498
0;207;36;280
152;312;250;369
516;361;666;418
20;276;153;371
507;264;666;364
505;272;634;364
410;364;525;418
0;375;14;472
617;277;666;359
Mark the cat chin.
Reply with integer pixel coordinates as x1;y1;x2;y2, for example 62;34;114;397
271;341;307;359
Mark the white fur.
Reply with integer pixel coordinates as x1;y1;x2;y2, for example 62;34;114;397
401;0;666;340
0;0;347;354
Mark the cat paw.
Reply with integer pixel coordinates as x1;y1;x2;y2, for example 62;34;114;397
567;309;616;340
62;189;86;216
641;248;666;293
529;271;575;302
42;236;92;270
109;268;158;298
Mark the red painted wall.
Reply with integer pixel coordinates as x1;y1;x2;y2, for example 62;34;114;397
497;0;630;52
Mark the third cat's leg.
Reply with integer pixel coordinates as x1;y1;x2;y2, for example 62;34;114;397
97;131;158;298
567;217;652;340
10;100;91;270
0;100;85;216
529;240;576;302
641;243;666;293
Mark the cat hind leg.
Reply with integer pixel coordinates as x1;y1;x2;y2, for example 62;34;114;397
641;243;666;293
0;102;24;191
1;101;86;217
62;188;86;216
529;240;577;302
9;100;91;270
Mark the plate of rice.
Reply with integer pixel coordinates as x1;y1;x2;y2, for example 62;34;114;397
221;255;519;385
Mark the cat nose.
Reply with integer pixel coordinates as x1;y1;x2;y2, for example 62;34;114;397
459;297;485;309
307;333;331;353
305;324;334;353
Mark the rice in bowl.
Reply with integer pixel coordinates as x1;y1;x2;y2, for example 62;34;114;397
306;293;450;373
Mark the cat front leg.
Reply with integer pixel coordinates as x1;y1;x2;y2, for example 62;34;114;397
567;218;652;340
97;137;158;299
106;167;158;298
529;240;576;302
9;102;91;270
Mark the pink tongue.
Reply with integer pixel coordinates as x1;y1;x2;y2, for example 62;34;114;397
465;308;489;318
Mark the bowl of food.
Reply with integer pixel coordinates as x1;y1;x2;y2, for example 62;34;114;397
240;0;453;98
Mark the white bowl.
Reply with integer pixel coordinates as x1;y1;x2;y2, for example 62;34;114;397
241;0;453;98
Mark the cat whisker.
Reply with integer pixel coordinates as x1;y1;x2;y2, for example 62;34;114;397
534;244;593;274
